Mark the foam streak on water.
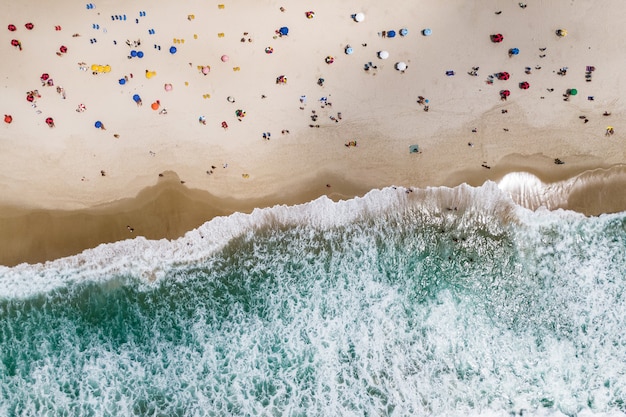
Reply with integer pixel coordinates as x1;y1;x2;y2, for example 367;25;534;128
1;182;625;416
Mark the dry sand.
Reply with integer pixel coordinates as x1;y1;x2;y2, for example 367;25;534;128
1;0;625;265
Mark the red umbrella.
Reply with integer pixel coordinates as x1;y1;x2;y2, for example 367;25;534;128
519;81;530;89
500;90;510;97
10;39;19;46
25;23;34;30
59;45;67;53
498;72;510;81
8;24;16;31
41;73;49;81
45;117;54;127
4;114;13;124
26;94;34;102
491;34;504;43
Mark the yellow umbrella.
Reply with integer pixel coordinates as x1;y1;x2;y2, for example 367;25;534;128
91;64;99;71
97;65;105;73
103;65;111;73
557;29;567;37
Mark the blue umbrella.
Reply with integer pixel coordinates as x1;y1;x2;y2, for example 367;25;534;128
279;27;289;36
387;30;396;38
132;94;141;102
169;46;177;54
345;46;353;55
94;121;102;129
119;78;126;85
130;50;137;57
422;28;432;36
137;51;144;58
509;47;520;55
400;28;408;36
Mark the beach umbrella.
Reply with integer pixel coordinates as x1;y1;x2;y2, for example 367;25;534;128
169;46;177;54
325;56;334;64
500;89;510;98
305;11;315;19
137;51;144;58
94;121;103;128
41;73;50;81
378;50;389;59
221;54;229;62
132;94;141;102
387;30;396;38
45;117;54;126
164;83;173;91
97;65;105;72
557;29;567;37
151;101;160;110
103;65;111;73
10;39;19;47
509;47;519;56
8;24;16;32
25;23;34;30
519;81;530;89
265;46;274;54
568;88;578;96
91;64;99;71
26;94;34;102
400;28;408;36
202;66;210;74
353;12;365;22
146;71;154;79
345;46;353;55
395;62;407;71
4;114;13;124
279;27;289;36
130;50;138;57
491;33;504;43
119;78;126;85
498;72;510;80
422;28;432;36
60;45;68;53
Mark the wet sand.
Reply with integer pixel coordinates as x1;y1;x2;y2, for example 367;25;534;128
1;165;625;267
0;171;373;266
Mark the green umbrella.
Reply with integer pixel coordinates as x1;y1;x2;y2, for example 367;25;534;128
569;88;578;96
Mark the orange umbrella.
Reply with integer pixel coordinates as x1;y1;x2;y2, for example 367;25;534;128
4;114;12;124
151;101;160;110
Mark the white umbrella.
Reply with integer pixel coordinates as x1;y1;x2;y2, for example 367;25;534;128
395;62;407;71
378;50;389;59
354;12;365;22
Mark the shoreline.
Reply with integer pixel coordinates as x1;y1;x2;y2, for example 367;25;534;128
2;162;625;267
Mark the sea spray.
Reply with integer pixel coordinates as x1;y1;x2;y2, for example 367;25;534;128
1;183;625;416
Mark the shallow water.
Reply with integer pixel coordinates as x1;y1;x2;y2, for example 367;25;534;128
1;183;625;416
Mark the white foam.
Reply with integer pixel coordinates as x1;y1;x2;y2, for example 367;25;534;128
498;167;626;212
0;182;518;299
0;179;622;301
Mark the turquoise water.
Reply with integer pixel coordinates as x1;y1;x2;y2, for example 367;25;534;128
1;183;625;416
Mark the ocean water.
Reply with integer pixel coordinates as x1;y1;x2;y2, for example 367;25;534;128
1;182;625;417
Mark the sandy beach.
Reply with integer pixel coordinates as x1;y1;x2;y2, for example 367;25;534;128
1;0;625;266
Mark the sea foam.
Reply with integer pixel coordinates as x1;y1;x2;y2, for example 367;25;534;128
0;181;520;299
1;181;626;416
